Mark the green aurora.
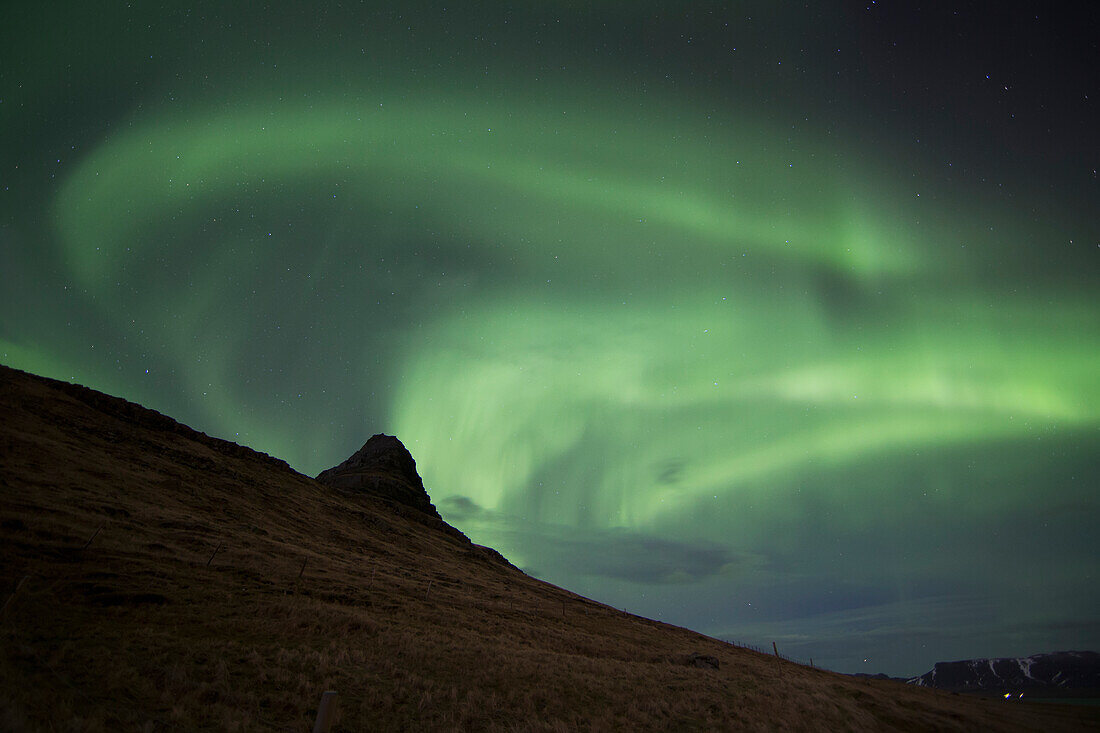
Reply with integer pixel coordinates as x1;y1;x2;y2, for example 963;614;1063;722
2;2;1097;675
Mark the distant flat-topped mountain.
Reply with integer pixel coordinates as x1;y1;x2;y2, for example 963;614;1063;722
908;651;1100;695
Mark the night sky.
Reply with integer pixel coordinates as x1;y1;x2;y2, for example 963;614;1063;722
2;2;1098;676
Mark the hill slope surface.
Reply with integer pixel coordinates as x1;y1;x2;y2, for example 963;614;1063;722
1;364;1096;731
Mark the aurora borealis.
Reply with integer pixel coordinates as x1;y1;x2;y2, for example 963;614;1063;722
2;2;1097;676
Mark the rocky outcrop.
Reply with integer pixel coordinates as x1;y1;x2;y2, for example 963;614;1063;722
682;652;720;670
316;434;441;519
315;435;517;572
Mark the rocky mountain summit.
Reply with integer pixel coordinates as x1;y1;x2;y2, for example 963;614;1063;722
907;651;1100;695
316;434;441;519
313;432;512;567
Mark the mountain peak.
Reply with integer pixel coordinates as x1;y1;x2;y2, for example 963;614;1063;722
907;651;1100;694
316;434;441;519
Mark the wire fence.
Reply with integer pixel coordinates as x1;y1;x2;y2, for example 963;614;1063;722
722;639;815;668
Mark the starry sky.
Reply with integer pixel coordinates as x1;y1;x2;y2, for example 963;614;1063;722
2;2;1098;676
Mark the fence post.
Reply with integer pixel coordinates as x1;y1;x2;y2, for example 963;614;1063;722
1;576;29;618
206;542;223;567
82;523;104;550
772;642;779;658
313;690;338;733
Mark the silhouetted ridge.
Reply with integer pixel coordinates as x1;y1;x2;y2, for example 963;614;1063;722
0;364;293;474
316;434;441;519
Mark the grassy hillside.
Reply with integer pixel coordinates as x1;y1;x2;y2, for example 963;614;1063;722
1;364;1096;731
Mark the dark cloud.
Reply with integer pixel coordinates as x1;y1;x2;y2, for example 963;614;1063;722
440;496;752;584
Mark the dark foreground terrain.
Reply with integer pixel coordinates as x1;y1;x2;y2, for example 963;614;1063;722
2;364;1097;730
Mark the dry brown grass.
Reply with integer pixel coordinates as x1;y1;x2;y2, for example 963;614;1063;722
1;364;1097;731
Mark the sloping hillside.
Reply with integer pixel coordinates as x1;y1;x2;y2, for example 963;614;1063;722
1;364;1096;731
